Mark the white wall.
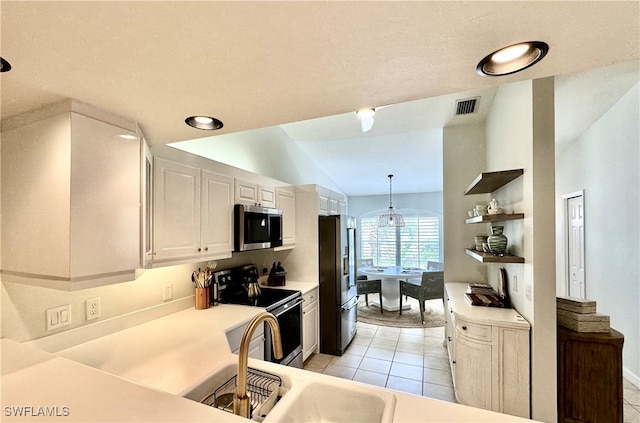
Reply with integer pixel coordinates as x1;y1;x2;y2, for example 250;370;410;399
555;82;640;387
170;126;344;193
442;123;488;284
443;79;558;422
348;191;443;219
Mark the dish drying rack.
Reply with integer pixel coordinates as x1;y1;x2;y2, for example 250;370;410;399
202;368;282;421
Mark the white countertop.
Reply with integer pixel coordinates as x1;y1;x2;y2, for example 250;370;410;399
1;280;536;422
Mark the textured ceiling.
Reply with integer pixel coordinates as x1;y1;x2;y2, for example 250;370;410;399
1;1;639;195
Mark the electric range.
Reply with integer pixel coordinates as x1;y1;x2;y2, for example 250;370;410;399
211;264;304;368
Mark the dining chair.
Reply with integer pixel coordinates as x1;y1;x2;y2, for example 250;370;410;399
356;275;383;314
399;271;444;324
426;261;444;271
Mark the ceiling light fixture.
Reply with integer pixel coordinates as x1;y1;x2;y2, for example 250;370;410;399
185;115;224;130
119;134;138;140
356;108;375;132
0;57;12;72
476;41;549;76
378;174;405;227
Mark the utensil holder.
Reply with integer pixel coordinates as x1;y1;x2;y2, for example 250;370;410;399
195;287;209;310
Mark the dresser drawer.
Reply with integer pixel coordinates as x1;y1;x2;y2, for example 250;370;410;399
303;287;318;306
455;317;492;342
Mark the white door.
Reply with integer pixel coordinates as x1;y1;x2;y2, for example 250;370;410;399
567;195;585;298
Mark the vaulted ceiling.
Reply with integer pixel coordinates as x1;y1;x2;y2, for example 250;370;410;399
1;1;638;195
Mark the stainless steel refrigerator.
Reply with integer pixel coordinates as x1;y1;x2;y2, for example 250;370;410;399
318;215;358;356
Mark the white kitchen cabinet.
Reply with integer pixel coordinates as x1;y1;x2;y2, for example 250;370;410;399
317;186;331;215
1;100;141;290
141;138;154;269
153;158;233;264
445;283;530;418
302;287;319;361
235;179;276;208
276;188;296;248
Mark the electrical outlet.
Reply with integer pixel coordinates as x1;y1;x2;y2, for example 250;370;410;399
513;276;518;292
525;284;532;301
46;305;71;330
163;283;173;301
86;297;101;321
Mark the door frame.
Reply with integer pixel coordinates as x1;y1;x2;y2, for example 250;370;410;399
562;190;585;297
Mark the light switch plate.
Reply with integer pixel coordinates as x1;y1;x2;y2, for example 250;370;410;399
46;305;71;330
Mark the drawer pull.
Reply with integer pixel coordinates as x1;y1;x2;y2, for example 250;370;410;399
448;336;452;341
462;325;467;331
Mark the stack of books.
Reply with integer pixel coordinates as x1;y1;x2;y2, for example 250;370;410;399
556;296;610;333
464;283;506;307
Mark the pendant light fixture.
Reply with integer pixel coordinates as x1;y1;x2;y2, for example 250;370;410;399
378;174;405;227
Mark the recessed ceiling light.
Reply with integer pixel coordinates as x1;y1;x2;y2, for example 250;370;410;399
0;57;12;72
185;115;224;130
119;134;138;140
476;41;549;76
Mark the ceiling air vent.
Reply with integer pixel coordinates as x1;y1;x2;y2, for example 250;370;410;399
455;97;480;115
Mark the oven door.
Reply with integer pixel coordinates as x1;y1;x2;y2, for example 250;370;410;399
264;296;303;367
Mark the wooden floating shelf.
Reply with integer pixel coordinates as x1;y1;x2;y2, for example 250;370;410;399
465;248;525;263
464;169;524;195
465;213;525;224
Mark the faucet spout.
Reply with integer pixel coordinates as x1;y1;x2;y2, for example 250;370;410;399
233;311;282;418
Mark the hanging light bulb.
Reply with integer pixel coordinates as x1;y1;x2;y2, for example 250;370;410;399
378;174;405;227
356;108;375;132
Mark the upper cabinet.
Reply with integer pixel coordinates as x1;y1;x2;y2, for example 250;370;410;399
464;169;524;264
1;100;141;290
152;158;233;265
276;188;296;248
235;179;276;208
316;185;346;216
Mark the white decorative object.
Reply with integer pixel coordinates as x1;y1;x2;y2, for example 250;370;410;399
488;198;502;215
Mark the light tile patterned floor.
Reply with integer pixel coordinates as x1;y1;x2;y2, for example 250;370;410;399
303;321;456;402
304;321;640;420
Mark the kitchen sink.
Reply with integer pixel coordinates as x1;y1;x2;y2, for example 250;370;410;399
264;380;396;423
182;365;395;422
181;364;286;421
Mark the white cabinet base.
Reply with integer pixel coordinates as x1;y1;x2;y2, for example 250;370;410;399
445;283;530;418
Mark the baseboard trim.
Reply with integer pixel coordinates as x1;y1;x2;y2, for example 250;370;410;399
623;367;640;389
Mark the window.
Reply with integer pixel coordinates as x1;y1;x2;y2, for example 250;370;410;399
358;209;442;268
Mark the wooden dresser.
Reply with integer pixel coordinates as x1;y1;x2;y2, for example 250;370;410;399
444;283;531;418
557;325;624;423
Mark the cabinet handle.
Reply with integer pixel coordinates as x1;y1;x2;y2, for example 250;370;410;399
197;247;202;252
462;325;467;331
448;336;452;341
452;360;456;364
204;247;208;252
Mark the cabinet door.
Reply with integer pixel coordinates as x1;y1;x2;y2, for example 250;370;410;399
141;139;153;268
201;170;234;256
454;333;492;410
276;188;296;247
303;300;319;361
235;179;258;204
153;158;201;260
258;185;276;208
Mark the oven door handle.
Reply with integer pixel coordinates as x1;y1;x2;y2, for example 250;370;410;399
271;298;304;316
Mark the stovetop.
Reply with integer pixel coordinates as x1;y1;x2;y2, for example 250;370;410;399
213;264;301;310
219;287;301;310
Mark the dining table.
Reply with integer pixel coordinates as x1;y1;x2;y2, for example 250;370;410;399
358;266;424;312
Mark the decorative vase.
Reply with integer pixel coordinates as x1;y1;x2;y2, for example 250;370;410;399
488;226;508;256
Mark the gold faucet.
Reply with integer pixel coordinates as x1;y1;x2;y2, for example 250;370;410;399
233;311;283;418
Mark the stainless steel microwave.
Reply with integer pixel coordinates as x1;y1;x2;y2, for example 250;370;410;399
234;204;283;252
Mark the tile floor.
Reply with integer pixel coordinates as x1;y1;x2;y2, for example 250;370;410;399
304;320;640;421
304;321;456;402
